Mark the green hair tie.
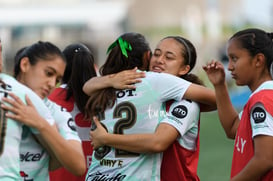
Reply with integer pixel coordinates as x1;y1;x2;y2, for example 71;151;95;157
106;37;132;58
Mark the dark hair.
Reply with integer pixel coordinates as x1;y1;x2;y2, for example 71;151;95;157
86;32;151;118
230;28;273;72
62;43;97;114
14;41;65;78
162;36;203;85
100;32;151;75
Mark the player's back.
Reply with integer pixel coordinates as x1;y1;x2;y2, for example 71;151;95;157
86;71;191;181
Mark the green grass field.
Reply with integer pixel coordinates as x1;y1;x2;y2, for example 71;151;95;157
198;111;234;181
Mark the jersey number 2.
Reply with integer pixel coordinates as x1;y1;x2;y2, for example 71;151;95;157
94;101;140;160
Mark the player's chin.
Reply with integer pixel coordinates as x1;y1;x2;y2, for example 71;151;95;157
234;79;245;86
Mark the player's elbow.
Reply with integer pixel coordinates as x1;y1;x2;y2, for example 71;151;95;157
71;162;87;176
67;154;87;176
149;141;169;153
226;133;235;139
224;128;236;139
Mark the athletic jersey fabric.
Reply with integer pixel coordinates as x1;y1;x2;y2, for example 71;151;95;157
85;72;191;181
0;73;54;180
19;98;80;181
48;84;91;181
160;99;200;181
231;81;273;180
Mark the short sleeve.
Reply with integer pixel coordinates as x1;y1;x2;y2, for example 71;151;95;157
250;103;273;138
146;72;191;102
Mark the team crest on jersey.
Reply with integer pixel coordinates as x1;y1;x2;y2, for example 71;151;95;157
171;105;187;118
252;106;266;123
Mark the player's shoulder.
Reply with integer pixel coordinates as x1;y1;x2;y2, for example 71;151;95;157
146;71;176;78
0;73;26;90
44;98;64;112
169;99;200;112
0;73;41;102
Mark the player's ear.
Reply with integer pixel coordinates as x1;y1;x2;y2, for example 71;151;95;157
178;65;190;76
255;53;266;68
20;57;31;73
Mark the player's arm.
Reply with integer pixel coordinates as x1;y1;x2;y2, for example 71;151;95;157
231;135;273;180
83;67;145;95
184;84;216;111
203;60;239;138
90;116;178;153
1;93;86;176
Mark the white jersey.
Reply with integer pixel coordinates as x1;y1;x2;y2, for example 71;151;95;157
19;98;80;181
161;99;200;150
0;73;54;181
86;72;191;181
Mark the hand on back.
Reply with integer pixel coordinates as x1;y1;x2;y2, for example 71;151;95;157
110;67;145;89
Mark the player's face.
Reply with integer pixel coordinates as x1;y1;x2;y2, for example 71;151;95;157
149;38;188;76
19;56;65;99
227;38;257;87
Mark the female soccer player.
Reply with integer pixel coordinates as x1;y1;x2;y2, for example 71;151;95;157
84;32;216;181
203;28;273;180
86;35;207;180
2;41;85;180
49;43;97;181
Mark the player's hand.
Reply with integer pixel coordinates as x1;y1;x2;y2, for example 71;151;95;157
1;92;45;130
90;116;107;149
109;67;145;89
203;60;226;86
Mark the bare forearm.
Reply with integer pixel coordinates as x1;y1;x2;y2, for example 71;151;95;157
102;133;167;153
83;75;112;96
91;121;177;153
231;157;273;181
37;121;86;175
214;83;238;139
83;68;145;95
184;84;217;110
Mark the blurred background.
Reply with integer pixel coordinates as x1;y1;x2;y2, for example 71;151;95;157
0;0;272;180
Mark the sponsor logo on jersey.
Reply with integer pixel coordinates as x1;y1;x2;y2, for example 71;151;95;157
20;150;45;162
252;106;266;123
171;105;187;118
86;171;126;181
100;158;123;168
116;89;136;98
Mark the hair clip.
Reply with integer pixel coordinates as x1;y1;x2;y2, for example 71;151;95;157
74;47;81;53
